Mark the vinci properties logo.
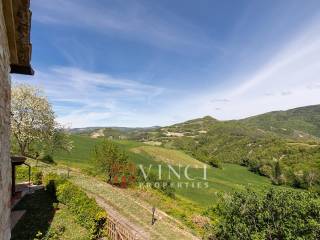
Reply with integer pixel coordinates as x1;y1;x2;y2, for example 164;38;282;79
110;163;209;189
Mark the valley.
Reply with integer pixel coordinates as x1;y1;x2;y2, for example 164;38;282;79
53;135;274;206
69;105;320;191
14;104;320;239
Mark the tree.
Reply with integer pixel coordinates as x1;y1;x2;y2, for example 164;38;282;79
11;84;55;156
93;140;129;182
272;157;285;185
46;127;74;154
304;169;319;189
214;188;320;240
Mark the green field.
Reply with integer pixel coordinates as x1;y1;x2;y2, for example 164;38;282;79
53;135;274;206
53;134;104;168
128;145;273;205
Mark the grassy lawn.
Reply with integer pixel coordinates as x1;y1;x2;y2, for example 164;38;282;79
69;172;199;240
11;189;89;240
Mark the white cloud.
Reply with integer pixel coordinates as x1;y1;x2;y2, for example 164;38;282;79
13;15;320;127
163;17;320;122
12;67;165;127
31;0;218;53
12;3;320;128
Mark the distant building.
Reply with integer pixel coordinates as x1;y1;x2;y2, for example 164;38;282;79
165;132;184;137
0;0;33;239
198;130;207;134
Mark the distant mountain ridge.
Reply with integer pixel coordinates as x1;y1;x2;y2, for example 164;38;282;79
70;104;320;142
69;104;320;189
161;104;320;142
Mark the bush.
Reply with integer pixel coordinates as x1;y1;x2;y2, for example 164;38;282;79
258;164;273;177
214;188;320;240
208;156;222;169
56;182;107;239
31;169;43;185
40;154;55;164
43;173;66;200
42;173;107;239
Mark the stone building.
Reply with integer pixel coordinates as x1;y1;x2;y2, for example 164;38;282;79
0;0;33;239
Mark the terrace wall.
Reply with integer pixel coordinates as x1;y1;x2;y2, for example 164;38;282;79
0;0;12;239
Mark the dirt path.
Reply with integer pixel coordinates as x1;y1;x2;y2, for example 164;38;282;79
69;171;200;240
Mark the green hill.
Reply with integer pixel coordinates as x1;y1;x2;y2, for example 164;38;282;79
63;105;320;191
53;135;273;206
161;105;320;190
241;105;320;140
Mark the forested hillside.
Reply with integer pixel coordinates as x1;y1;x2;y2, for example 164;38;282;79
241;105;320;139
69;105;320;191
163;105;320;190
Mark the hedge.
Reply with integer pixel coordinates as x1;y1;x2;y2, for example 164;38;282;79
43;173;107;239
43;173;67;201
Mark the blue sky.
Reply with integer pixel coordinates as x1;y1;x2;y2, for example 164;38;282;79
13;0;320;127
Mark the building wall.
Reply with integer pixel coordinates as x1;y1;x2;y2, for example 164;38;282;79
0;0;12;239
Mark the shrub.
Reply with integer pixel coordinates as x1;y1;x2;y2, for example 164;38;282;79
214;188;320;240
40;154;55;164
31;169;43;185
258;164;273;177
208;156;222;169
43;173;66;200
56;182;107;239
42;173;107;239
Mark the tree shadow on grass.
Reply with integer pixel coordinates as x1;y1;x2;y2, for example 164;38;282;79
11;189;56;240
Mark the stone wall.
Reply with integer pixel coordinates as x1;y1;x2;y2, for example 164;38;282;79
0;0;12;239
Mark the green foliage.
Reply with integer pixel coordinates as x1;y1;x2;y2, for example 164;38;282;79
42;173;106;239
93;139;129;182
56;182;107;239
258;164;273;178
11;188;90;240
214;188;320;240
16;166;30;183
31;168;43;185
173;121;320;190
43;173;67;200
16;166;43;185
40;154;55;164
43;128;74;155
242;105;320;138
272;160;285;185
